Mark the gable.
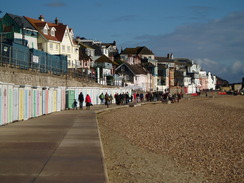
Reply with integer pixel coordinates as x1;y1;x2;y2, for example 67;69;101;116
137;46;154;55
121;46;154;56
116;63;147;75
95;55;117;65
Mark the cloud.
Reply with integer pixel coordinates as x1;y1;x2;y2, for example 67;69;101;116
195;58;227;75
231;60;244;74
194;58;244;83
133;11;244;82
45;1;66;7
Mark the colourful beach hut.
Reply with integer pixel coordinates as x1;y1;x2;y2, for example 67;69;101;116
18;86;24;121
36;86;42;116
2;83;8;124
66;89;75;109
13;85;19;122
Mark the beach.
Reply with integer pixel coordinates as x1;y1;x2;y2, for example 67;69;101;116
97;95;243;183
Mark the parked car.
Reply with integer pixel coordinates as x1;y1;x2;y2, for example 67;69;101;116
240;90;244;95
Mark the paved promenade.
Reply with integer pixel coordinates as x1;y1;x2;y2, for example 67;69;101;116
0;104;127;183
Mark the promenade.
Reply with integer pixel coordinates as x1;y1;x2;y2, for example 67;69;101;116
0;104;127;183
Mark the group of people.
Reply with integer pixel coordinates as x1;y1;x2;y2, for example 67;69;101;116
99;92;115;107
73;91;183;110
73;92;92;110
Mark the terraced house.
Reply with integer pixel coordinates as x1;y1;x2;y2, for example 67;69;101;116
118;46;158;91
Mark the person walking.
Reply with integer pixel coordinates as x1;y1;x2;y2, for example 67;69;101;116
99;93;105;104
85;94;92;110
78;92;84;109
105;93;111;108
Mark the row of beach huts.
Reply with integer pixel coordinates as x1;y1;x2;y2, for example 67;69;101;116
0;82;131;126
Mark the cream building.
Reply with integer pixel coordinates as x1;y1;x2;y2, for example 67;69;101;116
25;15;79;69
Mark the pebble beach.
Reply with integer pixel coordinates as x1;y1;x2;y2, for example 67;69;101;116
97;95;243;183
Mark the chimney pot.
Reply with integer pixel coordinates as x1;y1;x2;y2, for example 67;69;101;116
55;17;58;24
39;15;44;21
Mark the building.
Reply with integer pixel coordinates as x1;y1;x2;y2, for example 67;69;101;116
94;55;118;85
25;15;79;69
0;13;38;48
115;63;149;91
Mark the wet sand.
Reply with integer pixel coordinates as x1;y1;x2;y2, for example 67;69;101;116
97;95;243;183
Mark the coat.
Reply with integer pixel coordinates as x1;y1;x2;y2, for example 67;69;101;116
85;95;91;103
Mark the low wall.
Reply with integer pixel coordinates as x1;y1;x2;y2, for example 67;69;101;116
0;67;104;88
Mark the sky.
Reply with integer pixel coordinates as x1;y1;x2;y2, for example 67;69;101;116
1;0;244;83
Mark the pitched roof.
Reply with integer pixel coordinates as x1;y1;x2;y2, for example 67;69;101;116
117;63;147;75
101;41;116;48
121;46;154;55
155;56;173;63
79;42;93;49
95;55;118;65
7;13;36;30
174;58;192;66
24;16;77;45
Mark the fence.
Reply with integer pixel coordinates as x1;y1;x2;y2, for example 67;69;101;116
0;43;100;83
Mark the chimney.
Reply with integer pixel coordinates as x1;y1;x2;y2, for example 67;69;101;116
55;17;59;24
38;15;45;21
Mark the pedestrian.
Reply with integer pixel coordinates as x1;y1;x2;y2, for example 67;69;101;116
105;93;110;108
78;92;84;109
73;99;78;110
85;94;92;110
140;93;144;102
109;94;113;104
99;93;105;104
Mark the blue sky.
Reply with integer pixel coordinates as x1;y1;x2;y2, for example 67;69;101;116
1;0;244;83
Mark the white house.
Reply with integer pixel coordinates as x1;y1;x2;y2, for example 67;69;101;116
25;15;79;69
207;72;216;90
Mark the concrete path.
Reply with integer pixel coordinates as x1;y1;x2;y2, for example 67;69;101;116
0;104;127;183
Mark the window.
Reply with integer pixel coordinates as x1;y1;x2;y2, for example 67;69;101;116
50;43;53;50
67;46;70;53
43;28;48;35
51;29;55;36
62;45;65;52
56;44;59;50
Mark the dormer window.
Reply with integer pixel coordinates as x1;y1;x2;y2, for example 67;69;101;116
51;29;55;36
43;27;48;35
50;27;56;37
42;24;49;35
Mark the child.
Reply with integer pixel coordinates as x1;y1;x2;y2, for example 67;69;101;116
73;99;78;110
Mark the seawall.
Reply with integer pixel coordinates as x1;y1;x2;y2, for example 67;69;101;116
0;67;104;88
